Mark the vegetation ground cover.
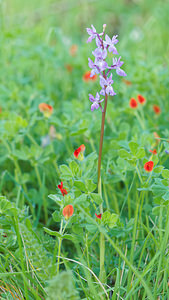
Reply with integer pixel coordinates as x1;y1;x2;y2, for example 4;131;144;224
0;0;169;299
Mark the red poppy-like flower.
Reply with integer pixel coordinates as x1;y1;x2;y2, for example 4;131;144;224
83;71;97;82
123;79;132;86
149;149;157;155
63;205;74;219
65;64;73;72
137;94;146;104
144;161;154;172
129;98;138;108
58;182;68;196
39;103;53;118
95;213;102;219
74;144;85;160
153;105;161;115
69;44;78;56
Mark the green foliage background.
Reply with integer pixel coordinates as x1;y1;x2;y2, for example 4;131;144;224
0;0;169;299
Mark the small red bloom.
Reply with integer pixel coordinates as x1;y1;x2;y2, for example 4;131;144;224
74;144;85;160
69;44;78;56
39;103;53;118
144;161;154;172
137;94;146;104
63;205;74;219
65;64;73;72
83;71;97;82
153;105;161;115
95;213;102;219
129;98;138;109
123;79;132;86
149;149;157;155
58;182;68;196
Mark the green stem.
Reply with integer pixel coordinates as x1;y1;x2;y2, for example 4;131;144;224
57;219;63;274
98;89;108;283
13;212;28;299
103;183;110;210
135;111;145;130
34;165;48;224
27;133;39;147
136;165;143;184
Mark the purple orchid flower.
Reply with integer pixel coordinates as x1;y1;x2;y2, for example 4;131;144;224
100;74;116;96
88;58;100;76
86;24;126;112
92;48;107;60
86;25;103;43
103;34;118;54
165;150;169;154
111;57;127;77
89;93;104;111
92;48;108;71
95;59;108;72
96;36;103;48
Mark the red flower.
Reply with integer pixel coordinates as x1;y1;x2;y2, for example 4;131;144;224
58;182;68;196
63;205;74;219
95;213;102;219
137;94;146;104
69;44;78;56
74;144;85;160
144;161;154;172
83;71;97;82
123;79;132;86
153;105;161;115
65;64;73;72
39;103;53;118
129;98;138;108
149;149;157;155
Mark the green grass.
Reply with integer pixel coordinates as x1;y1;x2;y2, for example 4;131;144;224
0;0;169;299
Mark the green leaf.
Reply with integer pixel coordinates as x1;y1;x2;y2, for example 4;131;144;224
102;211;119;228
70;128;88;136
74;180;86;192
128;141;139;156
62;234;80;242
69;161;79;176
59;165;73;179
153;166;164;173
44;227;62;238
162;191;169;201
86;224;98;233
52;211;61;222
151;179;169;197
85;179;96;193
162;169;169;179
48;194;62;205
74;194;88;205
119;149;132;159
90;193;103;205
136;148;145;159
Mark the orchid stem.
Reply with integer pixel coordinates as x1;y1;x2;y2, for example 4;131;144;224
98;91;108;283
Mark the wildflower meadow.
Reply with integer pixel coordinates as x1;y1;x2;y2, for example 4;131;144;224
0;0;169;299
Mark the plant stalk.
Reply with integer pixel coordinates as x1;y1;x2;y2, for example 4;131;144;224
98;92;108;283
